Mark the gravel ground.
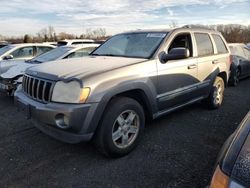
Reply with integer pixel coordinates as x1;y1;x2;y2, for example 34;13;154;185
0;78;250;188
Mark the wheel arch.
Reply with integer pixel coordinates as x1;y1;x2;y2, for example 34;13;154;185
85;83;157;134
218;71;228;87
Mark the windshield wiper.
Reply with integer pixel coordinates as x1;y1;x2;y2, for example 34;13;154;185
91;54;117;56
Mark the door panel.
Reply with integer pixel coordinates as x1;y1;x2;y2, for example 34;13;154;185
157;58;198;111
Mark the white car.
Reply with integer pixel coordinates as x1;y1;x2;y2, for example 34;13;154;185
57;39;95;46
0;43;54;61
247;43;250;49
0;44;99;95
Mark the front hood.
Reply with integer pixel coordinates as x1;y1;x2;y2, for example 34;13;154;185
26;56;147;81
1;62;35;79
0;59;25;74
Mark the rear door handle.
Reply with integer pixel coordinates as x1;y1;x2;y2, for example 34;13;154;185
212;60;219;64
187;64;197;69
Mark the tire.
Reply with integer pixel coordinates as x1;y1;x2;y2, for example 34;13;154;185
94;97;145;158
205;77;225;109
230;68;240;87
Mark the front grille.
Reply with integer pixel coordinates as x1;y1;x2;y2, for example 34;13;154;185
22;75;54;103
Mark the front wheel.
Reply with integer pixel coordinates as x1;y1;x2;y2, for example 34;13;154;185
205;77;225;109
94;97;145;158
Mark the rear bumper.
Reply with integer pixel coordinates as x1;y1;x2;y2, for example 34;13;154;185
14;88;99;143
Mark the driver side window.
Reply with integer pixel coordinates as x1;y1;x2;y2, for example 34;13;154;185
168;33;193;57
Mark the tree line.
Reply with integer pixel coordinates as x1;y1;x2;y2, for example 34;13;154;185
1;24;250;44
0;26;108;44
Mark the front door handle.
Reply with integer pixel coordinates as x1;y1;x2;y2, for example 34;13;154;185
187;64;197;69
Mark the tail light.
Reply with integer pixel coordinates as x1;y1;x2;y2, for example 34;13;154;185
210;166;229;188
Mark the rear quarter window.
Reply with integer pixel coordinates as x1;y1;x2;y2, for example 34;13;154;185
194;33;214;57
36;47;53;56
212;34;228;54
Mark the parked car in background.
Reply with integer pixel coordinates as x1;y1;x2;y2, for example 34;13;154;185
42;42;57;46
0;44;99;95
15;27;230;157
228;43;250;86
0;41;9;48
0;43;54;61
246;43;250;49
210;111;250;188
57;39;95;46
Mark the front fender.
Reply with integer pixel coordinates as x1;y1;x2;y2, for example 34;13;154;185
83;79;158;134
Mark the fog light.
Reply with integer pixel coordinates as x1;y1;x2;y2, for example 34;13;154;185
55;114;70;129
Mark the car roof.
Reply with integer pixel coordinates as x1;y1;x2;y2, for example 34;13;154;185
120;27;222;35
8;43;55;48
228;43;246;47
59;43;100;50
70;43;100;48
58;39;95;43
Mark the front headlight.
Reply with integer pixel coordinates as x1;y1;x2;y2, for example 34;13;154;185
51;81;90;104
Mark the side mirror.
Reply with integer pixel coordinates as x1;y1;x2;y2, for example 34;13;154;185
161;48;190;63
3;55;14;60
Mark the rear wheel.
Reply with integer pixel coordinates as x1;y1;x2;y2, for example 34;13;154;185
205;77;225;109
94;97;145;158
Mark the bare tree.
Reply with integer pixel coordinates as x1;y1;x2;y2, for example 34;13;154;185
169;21;178;28
23;34;32;43
80;28;107;39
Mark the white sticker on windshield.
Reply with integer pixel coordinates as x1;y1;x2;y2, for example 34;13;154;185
146;33;166;38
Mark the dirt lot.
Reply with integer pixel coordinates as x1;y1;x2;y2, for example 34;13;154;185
0;78;250;188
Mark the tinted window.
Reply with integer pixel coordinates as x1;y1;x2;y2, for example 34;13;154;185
72;42;94;45
57;41;68;46
36;47;53;56
212;34;228;54
0;44;7;48
195;33;214;56
92;32;167;59
10;46;34;58
66;47;96;58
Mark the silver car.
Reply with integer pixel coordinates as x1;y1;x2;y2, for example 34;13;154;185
0;43;54;61
0;44;99;95
15;27;231;157
228;43;250;86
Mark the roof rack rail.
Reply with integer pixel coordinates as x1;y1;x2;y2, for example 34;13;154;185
181;25;215;30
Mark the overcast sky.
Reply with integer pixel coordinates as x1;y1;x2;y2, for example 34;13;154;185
0;0;250;36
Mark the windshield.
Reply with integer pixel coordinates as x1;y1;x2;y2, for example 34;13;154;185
0;45;15;56
31;46;74;63
92;32;167;59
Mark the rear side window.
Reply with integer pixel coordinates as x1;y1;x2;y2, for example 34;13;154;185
212;34;228;54
243;48;250;59
57;41;68;46
36;47;53;56
230;46;246;58
194;33;214;57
